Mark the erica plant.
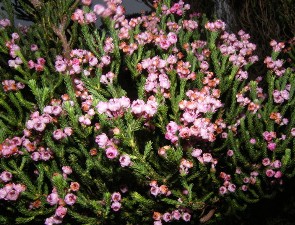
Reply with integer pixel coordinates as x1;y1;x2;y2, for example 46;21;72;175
0;0;295;224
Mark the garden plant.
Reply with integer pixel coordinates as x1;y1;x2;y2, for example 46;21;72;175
0;0;295;224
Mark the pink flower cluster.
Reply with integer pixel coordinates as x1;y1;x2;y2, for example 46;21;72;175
149;180;171;197
205;20;226;32
0;171;12;182
191;149;217;167
26;111;53;132
55;49;98;75
273;86;290;104
96;96;158;119
161;0;190;16
155;32;178;50
218;172;236;195
45;185;78;225
0;18;11;28
93;0;125;26
270;40;285;53
220;30;258;67
95;133;120;159
153;210;191;224
71;9;97;24
264;56;286;76
28;57;46;72
52;127;73;141
236;83;262;114
5;32;21;58
262;158;283;181
262;131;277;151
0;182;26;201
166;83;224;144
238;170;259;192
0;136;22;158
100;71;116;85
111;192;122;211
96;96;130;118
0;171;25;201
270;112;288;126
1;79;25;92
179;158;193;175
30;147;53;161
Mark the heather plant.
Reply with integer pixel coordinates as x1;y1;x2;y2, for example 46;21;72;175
0;0;295;224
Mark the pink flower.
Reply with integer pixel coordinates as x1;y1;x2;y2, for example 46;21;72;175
191;148;202;157
55;206;67;218
227;150;234;157
40;150;52;161
119;154;131;167
5;189;20;201
64;193;77;205
111;201;121;211
182;212;191;222
150;186;160;196
45;216;62;225
55;59;68;73
267;142;276;151
228;183;236;192
111;192;121;202
203;153;213;163
33;121;46;132
64;127;73;136
167;32;178;44
30;44;38;51
81;0;92;6
162;212;172;222
0;189;7;199
51;106;62;116
178;127;191;139
154;221;162;225
88;56;98;66
53;129;65;140
241;185;248;191
93;4;105;16
96;101;108;114
172;210;181;220
262;131;276;141
272;160;282;168
70;182;80;192
105;146;118;159
62;166;72;175
274;171;282;179
265;169;275;177
47;192;59;205
28;60;35;69
166;121;179;134
95;133;109;148
219;186;227;195
0;171;12;182
262;158;271;166
31;152;40;161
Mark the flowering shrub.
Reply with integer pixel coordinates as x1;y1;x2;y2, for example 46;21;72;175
0;0;295;224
